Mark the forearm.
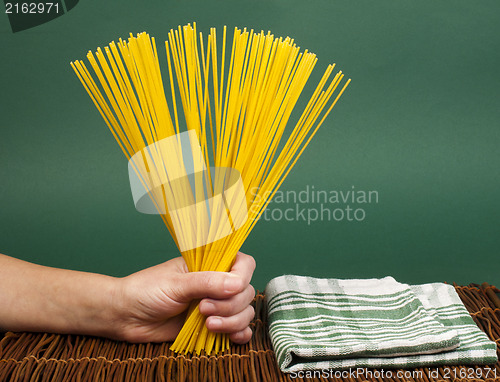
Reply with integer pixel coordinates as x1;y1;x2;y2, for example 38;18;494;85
0;253;122;338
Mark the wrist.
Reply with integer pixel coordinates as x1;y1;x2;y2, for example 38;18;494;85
103;274;147;342
88;275;128;340
48;271;127;341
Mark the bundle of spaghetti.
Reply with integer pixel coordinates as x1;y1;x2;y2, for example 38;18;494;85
71;23;350;355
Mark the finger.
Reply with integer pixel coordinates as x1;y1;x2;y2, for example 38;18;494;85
229;252;256;286
205;305;255;333
199;284;255;317
229;326;253;344
173;271;245;303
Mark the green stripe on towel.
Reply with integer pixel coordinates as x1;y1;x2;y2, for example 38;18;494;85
265;276;498;372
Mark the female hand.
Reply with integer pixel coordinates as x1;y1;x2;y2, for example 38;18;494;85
114;252;256;344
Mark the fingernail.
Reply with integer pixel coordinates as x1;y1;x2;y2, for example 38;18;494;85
208;317;222;329
224;274;242;293
201;301;215;314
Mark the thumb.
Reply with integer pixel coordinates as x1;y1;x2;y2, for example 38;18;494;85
174;271;244;302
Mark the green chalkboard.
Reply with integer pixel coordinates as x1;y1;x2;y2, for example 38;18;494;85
1;0;499;290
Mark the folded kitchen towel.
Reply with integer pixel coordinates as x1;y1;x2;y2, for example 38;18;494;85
265;276;498;371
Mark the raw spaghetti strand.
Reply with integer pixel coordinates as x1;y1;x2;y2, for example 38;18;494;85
71;23;350;355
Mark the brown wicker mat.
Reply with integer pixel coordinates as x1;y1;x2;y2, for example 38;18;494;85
1;283;499;382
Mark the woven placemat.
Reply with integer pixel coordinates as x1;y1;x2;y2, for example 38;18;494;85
1;283;499;381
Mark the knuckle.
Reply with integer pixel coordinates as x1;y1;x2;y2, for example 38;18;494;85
200;272;219;292
243;285;256;305
242;253;256;271
248;256;256;270
247;284;256;298
246;305;256;321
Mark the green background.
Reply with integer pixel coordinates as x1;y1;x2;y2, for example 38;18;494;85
1;0;499;291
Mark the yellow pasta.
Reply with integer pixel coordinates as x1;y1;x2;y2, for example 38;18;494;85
71;23;350;355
